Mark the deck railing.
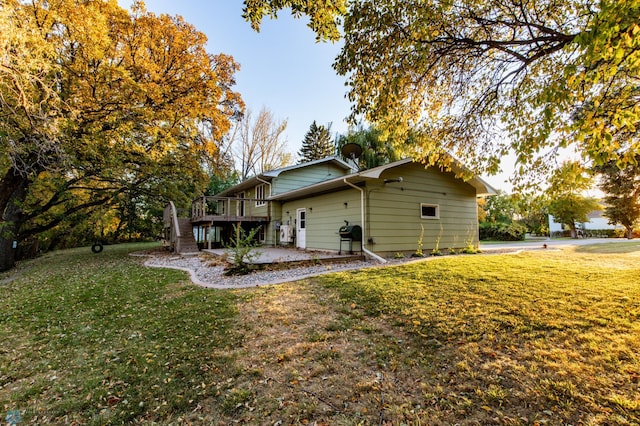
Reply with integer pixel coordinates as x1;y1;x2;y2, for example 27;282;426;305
191;196;271;222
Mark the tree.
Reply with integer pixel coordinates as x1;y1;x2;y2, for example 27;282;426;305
232;107;291;179
515;194;550;236
481;191;518;224
244;0;640;179
0;1;243;271
547;162;601;238
594;157;640;239
335;125;400;170
242;0;346;42
298;121;334;163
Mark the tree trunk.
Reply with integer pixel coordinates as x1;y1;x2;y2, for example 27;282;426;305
0;231;18;272
626;226;634;239
0;169;31;272
0;206;23;272
569;222;577;239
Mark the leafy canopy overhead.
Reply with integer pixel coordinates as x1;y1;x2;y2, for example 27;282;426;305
244;0;640;178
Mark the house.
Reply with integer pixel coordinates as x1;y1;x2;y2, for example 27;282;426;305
163;157;497;259
548;210;622;237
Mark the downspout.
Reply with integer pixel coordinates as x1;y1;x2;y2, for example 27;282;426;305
256;176;272;212
343;178;387;263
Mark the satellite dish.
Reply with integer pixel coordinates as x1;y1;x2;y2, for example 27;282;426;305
341;143;363;160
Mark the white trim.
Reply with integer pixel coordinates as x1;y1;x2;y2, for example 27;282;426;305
296;208;307;249
255;183;267;207
420;203;440;219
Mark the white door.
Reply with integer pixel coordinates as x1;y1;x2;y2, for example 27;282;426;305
296;208;306;249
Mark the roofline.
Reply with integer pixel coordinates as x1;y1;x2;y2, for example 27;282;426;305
214;175;269;198
270;158;498;201
213;156;354;197
263;156;353;177
353;158;497;195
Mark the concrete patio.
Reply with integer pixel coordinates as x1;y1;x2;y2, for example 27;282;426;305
202;247;364;265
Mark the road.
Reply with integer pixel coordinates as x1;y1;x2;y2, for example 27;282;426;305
480;237;639;252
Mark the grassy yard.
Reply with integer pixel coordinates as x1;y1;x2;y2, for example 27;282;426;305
1;243;639;425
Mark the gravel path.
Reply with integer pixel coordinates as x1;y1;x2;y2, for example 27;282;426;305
138;251;395;289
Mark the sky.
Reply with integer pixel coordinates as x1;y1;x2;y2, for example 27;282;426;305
117;0;512;191
119;1;351;147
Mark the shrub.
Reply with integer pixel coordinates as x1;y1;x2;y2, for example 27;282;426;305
224;225;261;275
479;222;526;241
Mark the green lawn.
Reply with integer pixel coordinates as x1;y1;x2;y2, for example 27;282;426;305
0;244;239;424
1;243;639;425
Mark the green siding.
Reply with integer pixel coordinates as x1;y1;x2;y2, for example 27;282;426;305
243;185;269;217
366;163;479;254
248;161;480;255
272;163;350;195
263;203;282;245
281;189;362;252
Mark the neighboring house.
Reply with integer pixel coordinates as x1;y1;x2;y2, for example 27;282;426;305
164;157;497;258
548;210;623;236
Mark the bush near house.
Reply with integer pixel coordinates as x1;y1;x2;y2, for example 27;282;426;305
615;228;640;239
479;221;526;241
551;229;638;239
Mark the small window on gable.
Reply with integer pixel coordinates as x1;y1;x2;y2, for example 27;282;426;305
421;203;439;219
255;184;267;207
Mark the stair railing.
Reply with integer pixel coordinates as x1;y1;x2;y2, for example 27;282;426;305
168;201;181;239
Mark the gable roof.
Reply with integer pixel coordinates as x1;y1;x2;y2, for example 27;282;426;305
263;156;352;177
214;156;353;197
269;158;498;201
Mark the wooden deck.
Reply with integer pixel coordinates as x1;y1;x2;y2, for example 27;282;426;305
191;214;269;224
191;196;271;225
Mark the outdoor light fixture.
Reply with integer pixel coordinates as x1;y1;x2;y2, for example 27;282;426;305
384;177;403;184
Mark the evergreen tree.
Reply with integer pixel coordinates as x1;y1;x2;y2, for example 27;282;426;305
298;121;334;163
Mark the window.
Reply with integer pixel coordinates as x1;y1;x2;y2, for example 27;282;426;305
255;184;267;207
420;203;439;219
298;210;306;229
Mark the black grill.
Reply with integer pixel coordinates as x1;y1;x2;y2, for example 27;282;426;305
339;224;362;254
339;225;362;241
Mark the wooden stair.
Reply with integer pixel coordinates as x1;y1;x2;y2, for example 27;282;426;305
176;218;199;254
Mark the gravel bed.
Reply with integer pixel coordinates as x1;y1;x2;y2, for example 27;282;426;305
136;246;528;289
139;252;393;289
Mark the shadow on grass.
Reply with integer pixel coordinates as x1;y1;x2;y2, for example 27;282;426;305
575;241;640;254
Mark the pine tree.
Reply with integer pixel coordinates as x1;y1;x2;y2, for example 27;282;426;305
298;121;334;163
